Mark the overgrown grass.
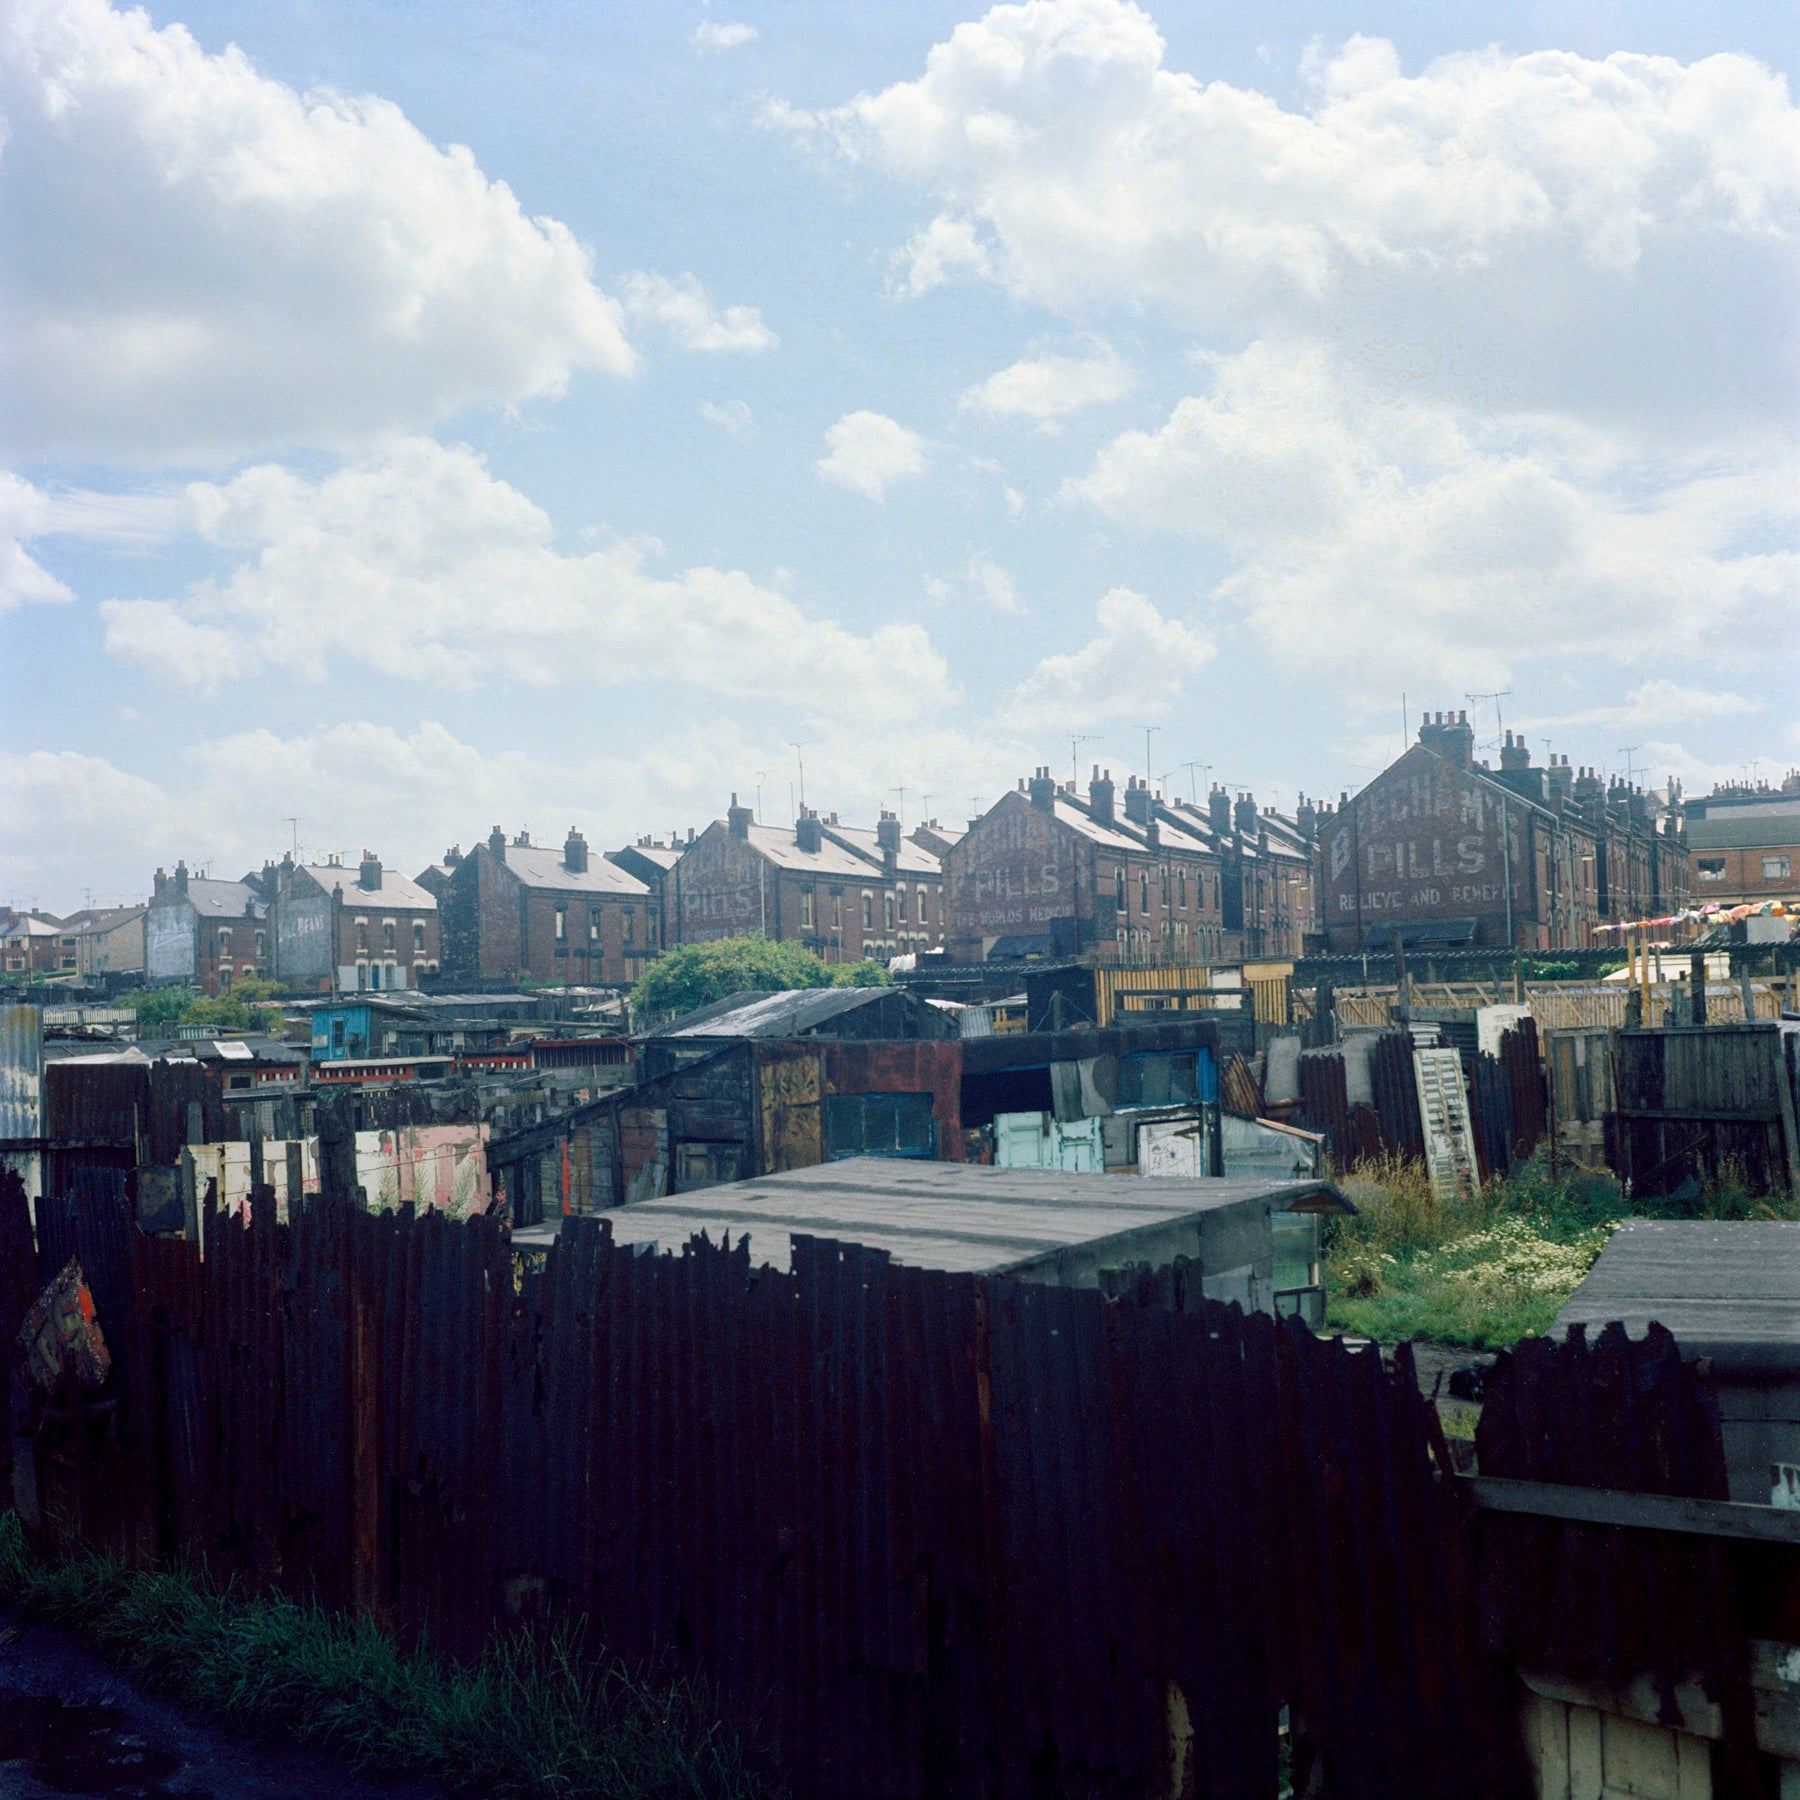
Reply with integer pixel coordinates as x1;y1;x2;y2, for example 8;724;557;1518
1324;1152;1800;1349
0;1514;775;1800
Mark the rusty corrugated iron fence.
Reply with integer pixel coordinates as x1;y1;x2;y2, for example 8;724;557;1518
5;1172;1532;1799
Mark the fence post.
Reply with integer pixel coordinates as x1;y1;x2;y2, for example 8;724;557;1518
1690;950;1708;1026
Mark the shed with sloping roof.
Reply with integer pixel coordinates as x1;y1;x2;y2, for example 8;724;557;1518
1552;1218;1800;1503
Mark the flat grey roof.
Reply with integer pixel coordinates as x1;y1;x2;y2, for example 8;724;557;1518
1552;1219;1800;1373
530;1158;1344;1275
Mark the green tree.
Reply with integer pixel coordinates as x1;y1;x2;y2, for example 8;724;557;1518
124;974;287;1035
124;985;198;1033
630;937;891;1022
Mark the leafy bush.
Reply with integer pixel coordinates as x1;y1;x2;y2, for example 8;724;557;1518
124;984;198;1031
0;1515;772;1800
631;937;889;1023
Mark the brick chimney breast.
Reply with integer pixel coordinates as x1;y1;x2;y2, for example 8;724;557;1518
563;827;588;874
795;808;823;854
359;851;382;891
1028;767;1057;813
1234;793;1258;836
876;810;902;854
727;794;753;839
1123;777;1155;829
174;860;188;895
1089;766;1115;826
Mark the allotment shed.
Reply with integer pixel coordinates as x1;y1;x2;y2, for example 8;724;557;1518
1551;1218;1800;1505
553;1157;1350;1316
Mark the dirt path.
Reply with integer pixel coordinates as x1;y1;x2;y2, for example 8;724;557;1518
0;1604;452;1800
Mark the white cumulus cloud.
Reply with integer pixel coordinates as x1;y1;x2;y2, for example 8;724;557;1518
816;410;928;499
793;1;1798;430
693;21;759;53
961;342;1134;425
1002;588;1214;730
96;438;954;720
0;0;635;461
1067;339;1800;687
620;272;777;353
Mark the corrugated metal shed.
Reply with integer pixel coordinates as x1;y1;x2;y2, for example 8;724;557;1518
0;1005;42;1143
580;1157;1347;1288
651;986;950;1041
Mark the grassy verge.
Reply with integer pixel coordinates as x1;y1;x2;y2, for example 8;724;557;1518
0;1514;775;1800
1324;1152;1799;1350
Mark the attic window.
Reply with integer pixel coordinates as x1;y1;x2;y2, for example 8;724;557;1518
1696;858;1726;880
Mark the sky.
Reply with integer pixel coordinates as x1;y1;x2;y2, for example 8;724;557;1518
1;0;1796;912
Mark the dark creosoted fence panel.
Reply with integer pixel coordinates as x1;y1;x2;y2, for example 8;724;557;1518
4;1186;1542;1800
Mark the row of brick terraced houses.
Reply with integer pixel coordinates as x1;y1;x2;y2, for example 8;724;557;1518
128;710;1730;996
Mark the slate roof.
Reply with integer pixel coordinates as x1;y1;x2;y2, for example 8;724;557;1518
1686;816;1800;852
820;823;943;877
298;864;439;911
496;845;651;897
740;823;884;879
174;879;265;920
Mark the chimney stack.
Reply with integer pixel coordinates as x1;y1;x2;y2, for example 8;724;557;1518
794;808;823;854
1234;792;1258;836
727;793;753;839
488;825;507;861
174;859;188;895
1089;765;1115;826
1028;767;1057;813
1500;730;1530;773
1123;776;1155;829
153;867;166;899
359;850;382;892
1295;794;1317;842
1418;708;1475;769
563;827;589;873
1208;785;1233;837
1545;755;1573;809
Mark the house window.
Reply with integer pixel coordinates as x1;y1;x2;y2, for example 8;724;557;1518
220;965;232;992
621;907;633;942
414;922;426;952
1696;858;1727;882
218;928;232;957
383;920;395;951
917;886;929;926
832;892;843;930
801;889;815;929
862;892;874;931
1178;870;1187;910
554;905;566;940
255;930;266;960
1115;867;1125;911
355;917;369;952
591;908;603;943
1140;871;1150;914
1763;855;1791;880
884;892;895;931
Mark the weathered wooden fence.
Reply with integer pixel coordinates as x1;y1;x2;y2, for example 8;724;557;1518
4;1172;1530;1800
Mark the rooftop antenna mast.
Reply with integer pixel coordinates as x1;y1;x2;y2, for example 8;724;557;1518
1180;761;1210;805
1067;733;1095;789
1464;690;1512;754
1142;724;1162;788
888;785;908;826
1617;745;1642;788
754;771;768;821
788;742;809;811
285;816;300;860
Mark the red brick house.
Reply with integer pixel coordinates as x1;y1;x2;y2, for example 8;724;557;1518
442;827;657;987
667;798;947;963
145;863;269;994
273;853;441;994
